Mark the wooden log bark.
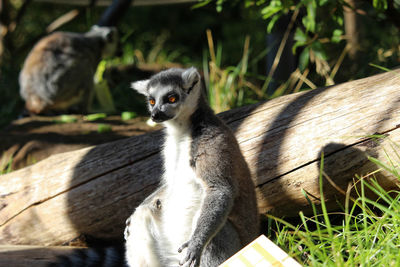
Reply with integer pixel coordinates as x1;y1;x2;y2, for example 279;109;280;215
1;70;400;246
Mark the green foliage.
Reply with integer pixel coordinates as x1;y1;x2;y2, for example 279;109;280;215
121;111;137;121
373;0;388;11
284;0;395;85
369;63;391;72
193;0;224;11
79;4;268;117
84;113;107;121
97;123;112;133
268;139;400;265
1;0;399;129
0;156;13;175
203;31;265;113
54;115;78;124
93;60;116;113
198;0;400;90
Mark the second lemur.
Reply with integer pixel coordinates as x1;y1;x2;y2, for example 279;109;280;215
19;26;118;114
126;67;259;267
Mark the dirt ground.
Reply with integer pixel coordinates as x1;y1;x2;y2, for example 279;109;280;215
0;115;161;172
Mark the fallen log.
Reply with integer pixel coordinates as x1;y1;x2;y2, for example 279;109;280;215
1;69;400;246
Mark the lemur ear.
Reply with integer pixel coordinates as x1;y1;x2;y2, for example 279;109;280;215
90;25;100;31
182;67;200;93
131;80;150;96
105;28;117;42
89;25;117;41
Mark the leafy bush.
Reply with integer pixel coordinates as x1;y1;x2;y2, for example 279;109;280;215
199;0;400;87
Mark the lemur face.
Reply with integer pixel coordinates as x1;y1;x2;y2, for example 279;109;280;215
88;26;119;58
146;84;185;123
131;67;200;123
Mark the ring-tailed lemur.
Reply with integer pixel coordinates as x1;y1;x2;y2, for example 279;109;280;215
19;25;118;114
125;67;259;267
48;67;259;267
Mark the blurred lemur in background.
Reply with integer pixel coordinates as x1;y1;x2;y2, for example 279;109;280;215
19;26;118;114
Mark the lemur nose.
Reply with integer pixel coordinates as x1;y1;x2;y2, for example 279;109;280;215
151;110;165;122
151;112;160;121
151;110;170;123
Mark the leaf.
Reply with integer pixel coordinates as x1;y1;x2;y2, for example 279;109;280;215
97;123;112;133
94;80;116;113
261;0;283;19
94;60;107;83
319;0;329;6
302;16;316;33
333;15;344;26
294;27;307;43
373;0;388;11
299;47;310;71
267;13;281;33
303;0;317;32
368;63;391;72
121;111;137;120
311;41;327;60
292;41;304;54
331;29;343;43
191;0;213;9
84;113;107;121
216;0;225;12
262;6;283;19
292;28;308;54
54;115;78;124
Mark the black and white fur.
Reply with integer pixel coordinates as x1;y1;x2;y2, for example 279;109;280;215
126;67;259;267
48;246;126;267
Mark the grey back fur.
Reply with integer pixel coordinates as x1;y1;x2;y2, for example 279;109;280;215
19;26;118;114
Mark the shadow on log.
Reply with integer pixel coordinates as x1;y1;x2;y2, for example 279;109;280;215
1;69;400;246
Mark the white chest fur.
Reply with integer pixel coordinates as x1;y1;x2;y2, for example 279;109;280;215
161;126;204;262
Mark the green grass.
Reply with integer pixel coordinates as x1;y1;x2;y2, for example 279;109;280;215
203;30;266;113
0;156;13;175
268;151;400;266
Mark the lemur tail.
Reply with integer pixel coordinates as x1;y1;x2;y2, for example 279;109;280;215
48;246;127;267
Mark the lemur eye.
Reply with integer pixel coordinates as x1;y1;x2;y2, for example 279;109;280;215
149;99;155;106
168;96;176;103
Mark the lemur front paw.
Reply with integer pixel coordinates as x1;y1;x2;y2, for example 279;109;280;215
178;240;202;267
124;216;132;240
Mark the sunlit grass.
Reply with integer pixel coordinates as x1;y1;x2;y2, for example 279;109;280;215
268;147;400;266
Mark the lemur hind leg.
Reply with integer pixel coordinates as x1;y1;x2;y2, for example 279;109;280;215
199;221;242;267
125;188;165;267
